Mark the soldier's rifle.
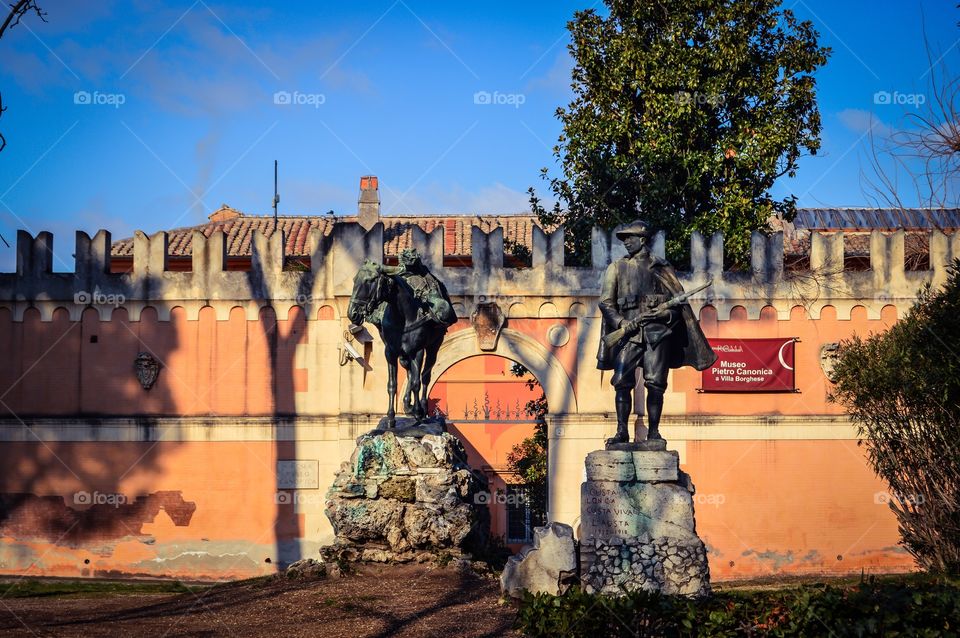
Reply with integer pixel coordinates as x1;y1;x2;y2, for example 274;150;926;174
602;280;713;349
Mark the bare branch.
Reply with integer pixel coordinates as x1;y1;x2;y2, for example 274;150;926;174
0;1;46;153
866;27;960;220
0;91;6;153
0;0;46;40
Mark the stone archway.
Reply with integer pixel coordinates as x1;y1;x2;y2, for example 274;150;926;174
429;328;578;415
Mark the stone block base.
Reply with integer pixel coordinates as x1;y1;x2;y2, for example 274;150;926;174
580;535;709;597
585;449;680;482
580;446;711;597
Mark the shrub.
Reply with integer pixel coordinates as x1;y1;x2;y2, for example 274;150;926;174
514;576;960;637
830;259;960;575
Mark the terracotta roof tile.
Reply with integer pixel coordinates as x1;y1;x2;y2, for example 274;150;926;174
110;208;957;260
110;214;541;258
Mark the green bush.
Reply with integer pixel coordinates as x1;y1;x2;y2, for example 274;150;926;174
515;576;960;637
831;260;960;575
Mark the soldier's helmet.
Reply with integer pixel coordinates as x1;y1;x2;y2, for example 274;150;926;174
615;219;652;240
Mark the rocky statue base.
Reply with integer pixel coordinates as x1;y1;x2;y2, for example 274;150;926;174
580;443;710;597
323;422;490;564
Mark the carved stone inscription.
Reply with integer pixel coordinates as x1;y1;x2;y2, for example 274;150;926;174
277;460;320;489
582;483;644;538
580;480;696;542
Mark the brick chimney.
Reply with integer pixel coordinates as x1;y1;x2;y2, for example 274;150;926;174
357;175;380;230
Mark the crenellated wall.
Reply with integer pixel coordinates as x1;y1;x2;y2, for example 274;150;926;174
4;224;958;322
0;221;946;582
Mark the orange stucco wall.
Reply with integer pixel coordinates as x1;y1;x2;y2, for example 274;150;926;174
0;302;917;580
0;441;284;580
0;305;313;417
686;440;912;579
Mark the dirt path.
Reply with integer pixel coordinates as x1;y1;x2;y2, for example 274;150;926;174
0;564;518;638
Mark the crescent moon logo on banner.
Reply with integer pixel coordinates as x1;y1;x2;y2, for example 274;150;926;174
778;340;794;371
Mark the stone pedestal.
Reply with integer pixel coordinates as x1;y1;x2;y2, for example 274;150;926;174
580;446;710;597
323;424;490;563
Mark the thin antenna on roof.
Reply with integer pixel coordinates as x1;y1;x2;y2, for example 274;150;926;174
272;159;280;230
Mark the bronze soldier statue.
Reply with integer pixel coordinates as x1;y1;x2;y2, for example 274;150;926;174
347;247;456;428
392;248;457;327
597;220;716;447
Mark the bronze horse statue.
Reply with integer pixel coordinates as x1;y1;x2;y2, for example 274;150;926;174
347;250;456;428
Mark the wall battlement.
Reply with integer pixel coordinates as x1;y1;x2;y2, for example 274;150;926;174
2;224;958;322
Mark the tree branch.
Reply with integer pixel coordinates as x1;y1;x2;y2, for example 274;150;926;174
0;0;46;40
0;1;46;153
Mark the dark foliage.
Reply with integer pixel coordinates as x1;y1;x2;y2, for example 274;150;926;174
516;575;960;637
831;260;960;575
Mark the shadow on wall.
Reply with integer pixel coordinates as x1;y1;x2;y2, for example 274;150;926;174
246;234;311;569
0;271;190;578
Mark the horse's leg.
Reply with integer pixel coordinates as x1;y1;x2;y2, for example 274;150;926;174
408;350;424;421
385;348;398;428
399;355;413;416
420;338;440;418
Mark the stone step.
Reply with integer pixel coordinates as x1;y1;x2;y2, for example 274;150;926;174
584;449;679;482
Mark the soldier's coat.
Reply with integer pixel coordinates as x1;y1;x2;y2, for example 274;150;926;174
596;253;716;372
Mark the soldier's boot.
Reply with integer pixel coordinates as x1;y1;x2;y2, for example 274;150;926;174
646;388;665;441
606;390;632;446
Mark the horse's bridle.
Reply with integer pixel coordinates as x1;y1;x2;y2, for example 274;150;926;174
350;271;389;321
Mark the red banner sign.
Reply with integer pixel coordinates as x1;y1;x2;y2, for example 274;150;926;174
701;338;796;392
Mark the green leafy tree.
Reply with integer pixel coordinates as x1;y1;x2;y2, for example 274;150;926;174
830;262;960;575
531;0;830;265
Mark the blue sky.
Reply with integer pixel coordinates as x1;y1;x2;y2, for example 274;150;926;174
0;0;958;271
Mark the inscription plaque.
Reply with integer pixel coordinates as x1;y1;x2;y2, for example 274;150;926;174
277;460;320;489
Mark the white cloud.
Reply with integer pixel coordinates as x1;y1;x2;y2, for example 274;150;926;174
524;52;573;97
837;108;895;138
